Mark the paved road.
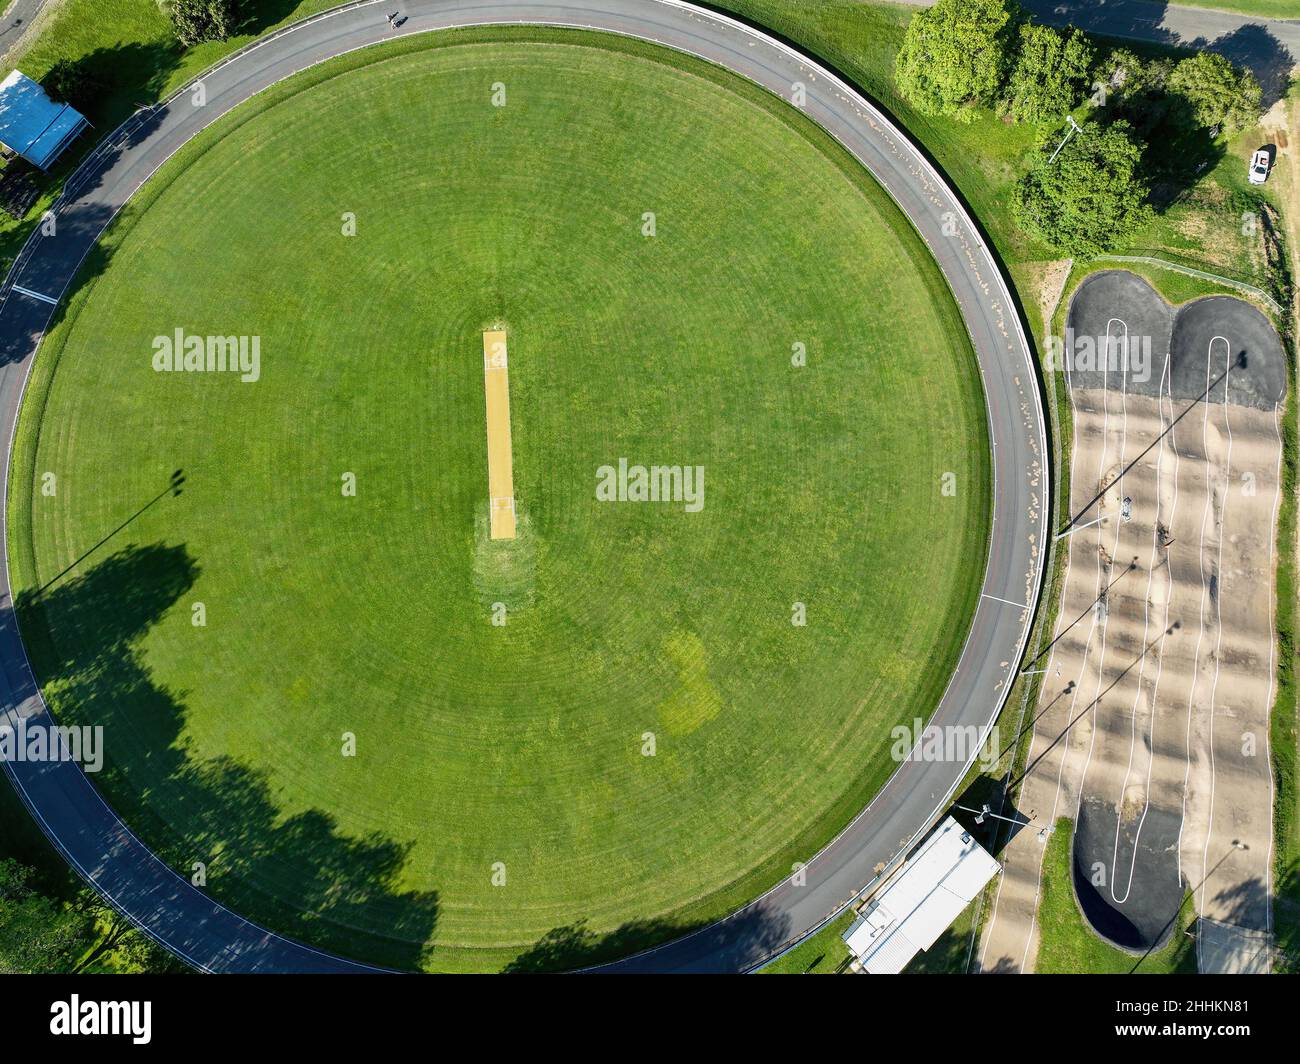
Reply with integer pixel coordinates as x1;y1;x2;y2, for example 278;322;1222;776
0;0;1047;973
1025;0;1298;102
0;0;47;64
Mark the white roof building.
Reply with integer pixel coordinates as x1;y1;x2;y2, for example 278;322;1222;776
842;816;1000;974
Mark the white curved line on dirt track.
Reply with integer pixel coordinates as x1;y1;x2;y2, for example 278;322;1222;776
1072;317;1130;816
1198;336;1232;912
1109;335;1179;906
1176;336;1224;895
1160;349;1190;894
1262;401;1283;937
1068;317;1131;918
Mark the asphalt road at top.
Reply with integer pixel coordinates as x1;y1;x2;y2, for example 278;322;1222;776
0;0;1047;973
1019;0;1300;62
0;0;47;63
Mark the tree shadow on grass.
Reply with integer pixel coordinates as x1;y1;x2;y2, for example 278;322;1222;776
507;904;791;973
505;918;692;973
38;42;184;147
16;541;440;970
237;0;335;39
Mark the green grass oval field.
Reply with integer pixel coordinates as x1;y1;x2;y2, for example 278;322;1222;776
8;29;991;971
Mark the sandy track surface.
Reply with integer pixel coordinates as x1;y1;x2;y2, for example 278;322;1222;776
980;272;1285;971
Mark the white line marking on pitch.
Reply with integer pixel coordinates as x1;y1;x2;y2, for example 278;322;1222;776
10;285;57;305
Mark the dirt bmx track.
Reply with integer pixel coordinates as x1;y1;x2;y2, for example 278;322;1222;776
0;0;1047;972
981;270;1285;968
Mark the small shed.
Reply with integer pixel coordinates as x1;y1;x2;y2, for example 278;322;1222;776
0;70;89;170
842;816;1000;974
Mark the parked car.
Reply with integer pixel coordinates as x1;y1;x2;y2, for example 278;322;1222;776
1249;148;1270;185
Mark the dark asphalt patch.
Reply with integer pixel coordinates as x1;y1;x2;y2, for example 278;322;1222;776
1075;797;1185;952
1171;296;1288;409
1065;269;1172;400
1065;270;1287;409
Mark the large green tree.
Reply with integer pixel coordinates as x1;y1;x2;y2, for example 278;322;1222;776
1001;23;1093;123
1167;53;1262;134
1098;48;1170;110
1011;119;1153;257
168;0;241;48
896;0;1020;122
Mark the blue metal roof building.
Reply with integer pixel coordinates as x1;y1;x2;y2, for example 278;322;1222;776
0;69;89;170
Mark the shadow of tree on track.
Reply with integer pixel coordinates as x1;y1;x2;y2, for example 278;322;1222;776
15;539;440;970
507;903;790;973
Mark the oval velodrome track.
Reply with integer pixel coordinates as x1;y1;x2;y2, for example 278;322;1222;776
0;0;1048;973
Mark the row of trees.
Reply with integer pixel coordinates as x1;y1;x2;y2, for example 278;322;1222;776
897;0;1260;131
896;0;1264;256
896;0;1094;125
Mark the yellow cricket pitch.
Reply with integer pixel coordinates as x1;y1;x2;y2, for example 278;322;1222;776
482;330;516;540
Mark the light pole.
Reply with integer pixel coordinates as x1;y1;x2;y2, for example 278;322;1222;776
1020;664;1061;677
1047;115;1083;165
1055;511;1106;540
956;803;1024;828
